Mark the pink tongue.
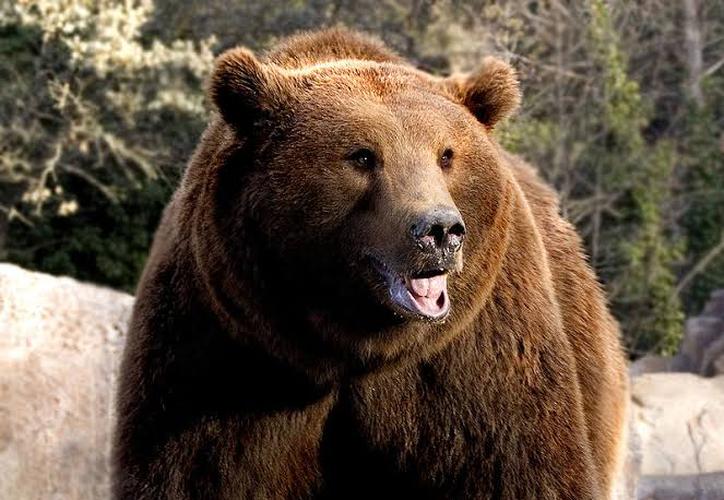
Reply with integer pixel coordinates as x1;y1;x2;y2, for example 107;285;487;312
408;274;446;299
402;274;449;316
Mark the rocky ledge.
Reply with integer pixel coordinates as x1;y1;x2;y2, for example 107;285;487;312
0;264;132;499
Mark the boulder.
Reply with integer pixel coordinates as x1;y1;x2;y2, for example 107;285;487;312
703;290;724;317
702;334;724;377
679;317;723;374
637;472;724;500
683;290;724;376
632;371;724;468
0;264;132;500
629;355;673;377
712;354;724;377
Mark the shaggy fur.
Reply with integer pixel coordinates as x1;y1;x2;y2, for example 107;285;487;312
113;28;628;499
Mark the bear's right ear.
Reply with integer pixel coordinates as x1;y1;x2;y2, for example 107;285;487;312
208;47;286;131
442;57;521;129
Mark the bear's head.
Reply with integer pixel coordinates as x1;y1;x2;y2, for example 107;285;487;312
191;37;520;377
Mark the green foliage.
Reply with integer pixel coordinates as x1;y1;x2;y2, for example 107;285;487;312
617;142;685;355
679;100;724;314
7;178;173;292
587;0;684;355
498;119;561;160
0;0;211;289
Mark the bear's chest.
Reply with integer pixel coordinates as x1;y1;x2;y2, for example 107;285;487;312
315;364;501;499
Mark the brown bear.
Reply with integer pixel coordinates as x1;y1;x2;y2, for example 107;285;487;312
113;28;629;499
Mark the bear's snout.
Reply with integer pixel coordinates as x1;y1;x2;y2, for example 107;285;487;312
409;205;466;255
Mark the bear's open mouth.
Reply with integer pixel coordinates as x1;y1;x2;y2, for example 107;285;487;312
369;257;450;321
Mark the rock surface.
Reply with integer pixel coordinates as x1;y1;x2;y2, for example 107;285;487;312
637;472;724;500
0;264;132;500
632;373;724;476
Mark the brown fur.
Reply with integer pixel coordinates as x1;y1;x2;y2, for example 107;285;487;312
113;28;628;499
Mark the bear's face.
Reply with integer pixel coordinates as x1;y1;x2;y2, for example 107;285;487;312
206;50;520;366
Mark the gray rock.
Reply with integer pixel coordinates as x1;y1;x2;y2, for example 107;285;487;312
0;264;132;500
632;373;724;477
703;290;724;317
702;334;724;377
668;352;696;373
712;354;724;377
679;317;723;375
630;355;673;377
637;472;724;500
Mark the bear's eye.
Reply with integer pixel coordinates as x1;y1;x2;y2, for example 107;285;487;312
348;148;377;170
440;148;454;169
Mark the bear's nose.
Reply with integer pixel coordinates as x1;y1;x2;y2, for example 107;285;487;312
409;206;466;253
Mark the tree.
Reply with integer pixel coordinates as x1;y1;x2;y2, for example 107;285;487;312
0;0;214;289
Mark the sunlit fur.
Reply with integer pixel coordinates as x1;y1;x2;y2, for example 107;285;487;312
113;28;628;499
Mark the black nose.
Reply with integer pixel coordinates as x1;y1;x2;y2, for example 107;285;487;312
409;206;466;252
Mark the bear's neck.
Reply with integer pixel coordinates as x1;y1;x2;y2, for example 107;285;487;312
175;179;348;387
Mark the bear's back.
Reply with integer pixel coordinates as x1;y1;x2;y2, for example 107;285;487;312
508;153;628;494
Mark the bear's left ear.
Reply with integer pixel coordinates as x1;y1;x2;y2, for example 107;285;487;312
444;57;521;129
